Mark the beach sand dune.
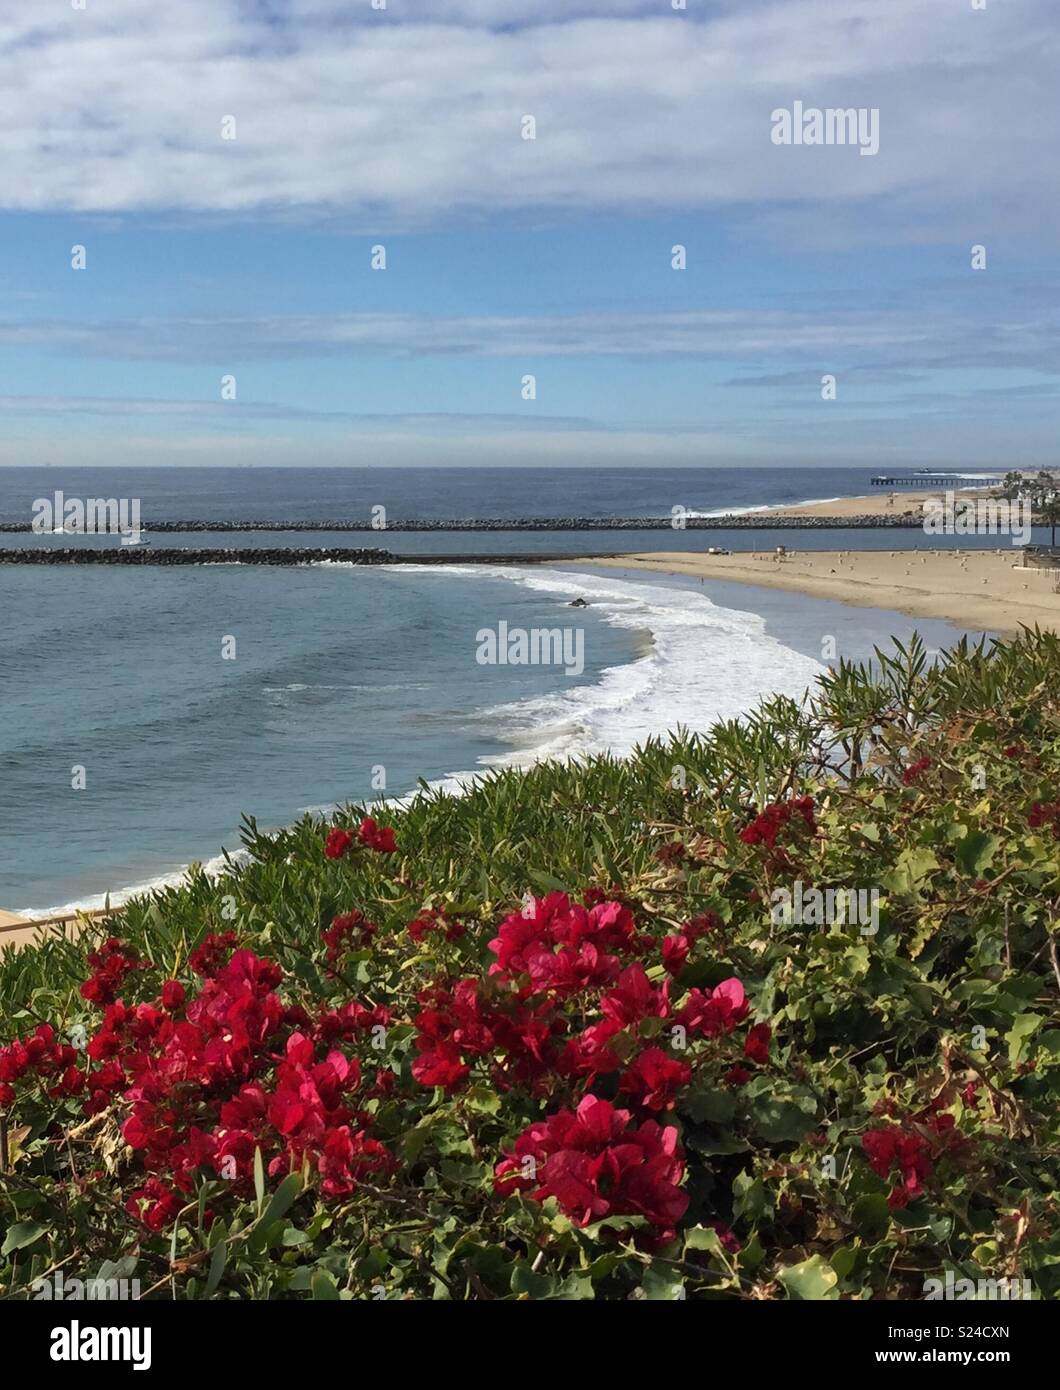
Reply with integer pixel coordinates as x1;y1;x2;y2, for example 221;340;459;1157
574;547;1060;637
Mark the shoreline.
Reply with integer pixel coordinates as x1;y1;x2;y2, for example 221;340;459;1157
7;541;1054;925
4;559;825;922
570;548;1060;637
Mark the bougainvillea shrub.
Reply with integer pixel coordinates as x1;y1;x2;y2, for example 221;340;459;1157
1;632;1058;1299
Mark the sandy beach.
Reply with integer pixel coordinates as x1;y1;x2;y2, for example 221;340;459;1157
575;547;1060;636
762;485;996;520
0;908;40;951
0;907;92;951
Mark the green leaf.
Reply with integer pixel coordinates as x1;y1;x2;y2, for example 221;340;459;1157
749;1096;817;1143
957;831;999;876
526;869;567;894
204;1238;227;1296
1006;1012;1043;1067
464;1085;502;1116
311;1269;340;1300
640;1263;686;1300
851;1193;891;1239
683;1225;725;1257
259;1172;302;1232
731;1173;772;1223
777;1254;839;1301
253;1146;265;1208
556;1273;595;1300
737;1232;765;1274
582;1213;647;1240
888;847;939;896
511;1263;556;1299
681;1087;737;1125
1;1220;46;1256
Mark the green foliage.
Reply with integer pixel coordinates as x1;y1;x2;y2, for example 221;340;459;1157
1;629;1058;1300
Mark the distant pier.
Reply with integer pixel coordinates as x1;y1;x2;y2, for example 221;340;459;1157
870;475;1004;488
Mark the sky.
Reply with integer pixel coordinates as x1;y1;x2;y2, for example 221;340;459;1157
0;0;1057;469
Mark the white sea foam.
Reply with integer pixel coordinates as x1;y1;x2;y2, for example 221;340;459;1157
391;564;824;764
685;495;844;518
21;849;248;920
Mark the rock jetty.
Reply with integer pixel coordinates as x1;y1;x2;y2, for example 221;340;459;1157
0;514;928;534
0;547;394;566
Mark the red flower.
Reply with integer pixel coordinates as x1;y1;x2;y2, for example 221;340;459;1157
323;911;376;963
619;1048;691;1112
0;1024;81;1100
1028;800;1060;839
161;980;186;1012
411;1042;469;1090
740;796;816;849
707;1220;742;1253
80;939;148;1007
487;893;638;998
901;757;932;786
661;934;690;977
494;1095;688;1240
558;1019;624;1081
600;962;669;1027
189;931;237;977
744;1022;771;1065
324;827;355;860
862;1126;932;1208
316;1125;394;1198
407;909;464;945
677;977;749;1038
358;818;397;854
685;912;719;941
126;1177;181;1231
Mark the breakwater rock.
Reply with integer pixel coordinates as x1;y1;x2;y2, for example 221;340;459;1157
0;547;395;566
0;514;929;534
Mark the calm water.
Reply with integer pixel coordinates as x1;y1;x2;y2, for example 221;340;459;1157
0;463;891;524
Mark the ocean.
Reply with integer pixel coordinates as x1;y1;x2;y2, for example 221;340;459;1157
0;466;1003;913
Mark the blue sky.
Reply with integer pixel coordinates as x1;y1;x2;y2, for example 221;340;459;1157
0;0;1057;467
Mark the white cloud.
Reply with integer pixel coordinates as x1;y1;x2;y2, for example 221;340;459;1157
3;304;1058;374
0;0;1054;237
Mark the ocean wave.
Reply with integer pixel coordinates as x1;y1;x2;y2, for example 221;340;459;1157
391;564;824;764
263;682;431;694
685;495;843;518
20;848;249;920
